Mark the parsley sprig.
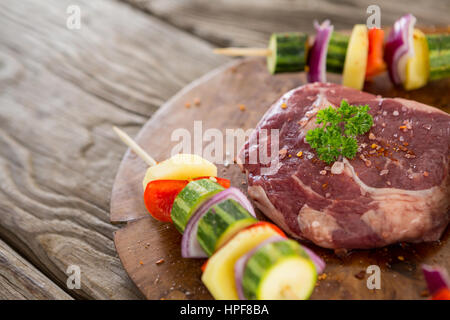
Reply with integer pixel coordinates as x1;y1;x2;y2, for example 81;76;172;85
305;100;373;164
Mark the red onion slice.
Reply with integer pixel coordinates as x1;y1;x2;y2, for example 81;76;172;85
302;245;326;275
181;187;256;258
307;20;334;83
422;264;450;296
384;14;416;85
234;236;286;300
234;237;326;300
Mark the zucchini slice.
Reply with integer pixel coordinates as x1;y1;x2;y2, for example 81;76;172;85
426;33;450;81
326;32;349;74
197;199;257;256
171;179;224;233
267;32;308;74
241;239;317;300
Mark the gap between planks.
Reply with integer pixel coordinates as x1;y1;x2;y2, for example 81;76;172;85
0;234;79;300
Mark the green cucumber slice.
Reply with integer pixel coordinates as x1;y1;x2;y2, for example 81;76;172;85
197;199;257;256
171;179;224;233
426;33;450;80
267;32;308;74
242;239;317;300
326;32;349;74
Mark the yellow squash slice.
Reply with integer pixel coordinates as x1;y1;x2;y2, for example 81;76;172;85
142;154;217;190
404;29;429;90
342;24;369;90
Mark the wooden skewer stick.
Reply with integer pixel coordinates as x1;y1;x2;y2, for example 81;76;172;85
113;126;157;167
213;47;272;57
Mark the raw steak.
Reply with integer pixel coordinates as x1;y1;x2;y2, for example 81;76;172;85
238;83;449;249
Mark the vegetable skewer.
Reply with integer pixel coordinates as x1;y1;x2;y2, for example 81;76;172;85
213;16;450;91
112;127;324;300
112;126;229;222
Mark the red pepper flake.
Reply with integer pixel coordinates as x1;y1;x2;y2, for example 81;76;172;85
155;258;165;265
403;142;409;146
423;171;429;177
185;102;191;108
281;103;287;109
420;290;429;297
239;104;246;111
322;183;328;189
296;151;303;158
397;256;405;261
139;260;144;265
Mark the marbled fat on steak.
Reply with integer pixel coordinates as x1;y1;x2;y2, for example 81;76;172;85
239;83;450;249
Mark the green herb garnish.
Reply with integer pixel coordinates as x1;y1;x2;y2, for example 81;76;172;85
305;100;373;164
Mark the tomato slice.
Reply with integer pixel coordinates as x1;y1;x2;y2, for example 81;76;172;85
432;288;450;300
143;180;188;222
243;221;287;237
143;177;231;222
201;260;208;273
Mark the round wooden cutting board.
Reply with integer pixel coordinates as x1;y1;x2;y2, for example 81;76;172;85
110;55;449;300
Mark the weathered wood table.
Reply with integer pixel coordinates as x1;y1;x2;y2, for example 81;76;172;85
0;0;448;300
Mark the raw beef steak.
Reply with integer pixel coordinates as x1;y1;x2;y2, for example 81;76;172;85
239;83;449;249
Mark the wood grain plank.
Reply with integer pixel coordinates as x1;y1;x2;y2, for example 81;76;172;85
0;0;227;299
0;239;72;300
125;0;450;47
